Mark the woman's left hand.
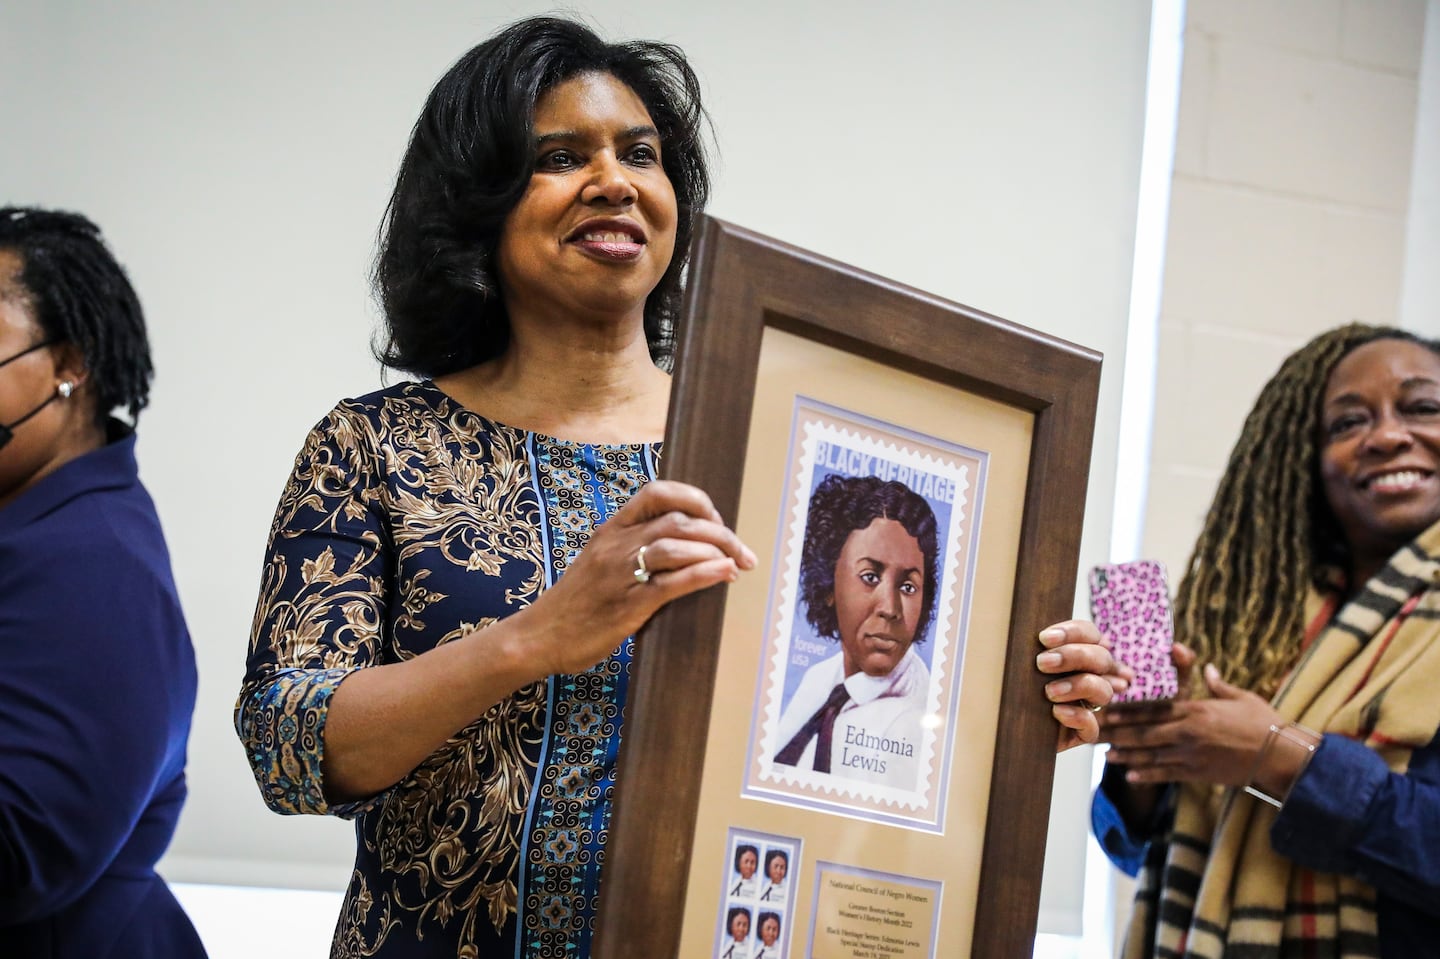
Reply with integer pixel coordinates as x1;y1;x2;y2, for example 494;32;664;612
1100;664;1284;787
1037;620;1132;752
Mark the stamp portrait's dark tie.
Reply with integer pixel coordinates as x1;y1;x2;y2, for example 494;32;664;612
774;682;850;773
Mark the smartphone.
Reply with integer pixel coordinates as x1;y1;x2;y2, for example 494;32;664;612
1088;560;1178;703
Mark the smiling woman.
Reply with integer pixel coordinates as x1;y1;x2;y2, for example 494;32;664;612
233;19;757;959
1093;324;1440;957
495;72;678;330
231;15;1120;959
1318;337;1440;587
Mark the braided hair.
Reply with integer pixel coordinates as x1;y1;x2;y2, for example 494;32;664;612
1175;323;1440;696
0;207;152;424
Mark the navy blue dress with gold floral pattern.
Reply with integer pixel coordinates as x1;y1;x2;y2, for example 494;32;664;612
236;381;655;959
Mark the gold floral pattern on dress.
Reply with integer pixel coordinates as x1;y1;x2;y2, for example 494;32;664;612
236;382;654;958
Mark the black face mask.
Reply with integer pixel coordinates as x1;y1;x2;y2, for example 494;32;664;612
0;340;58;453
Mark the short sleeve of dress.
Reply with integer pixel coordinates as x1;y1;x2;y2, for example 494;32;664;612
235;402;393;818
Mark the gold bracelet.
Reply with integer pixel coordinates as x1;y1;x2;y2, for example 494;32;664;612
1244;722;1321;808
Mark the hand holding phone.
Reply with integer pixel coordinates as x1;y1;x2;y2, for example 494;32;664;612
1088;560;1179;704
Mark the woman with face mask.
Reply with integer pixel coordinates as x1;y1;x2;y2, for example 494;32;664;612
0;208;204;957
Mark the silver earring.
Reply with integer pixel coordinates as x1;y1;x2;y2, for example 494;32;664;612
57;381;74;398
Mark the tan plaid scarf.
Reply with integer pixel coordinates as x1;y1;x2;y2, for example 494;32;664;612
1122;519;1440;959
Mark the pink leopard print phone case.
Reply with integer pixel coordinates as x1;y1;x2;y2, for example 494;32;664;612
1088;560;1178;703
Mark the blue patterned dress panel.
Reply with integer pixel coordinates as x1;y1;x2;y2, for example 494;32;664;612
520;440;655;958
235;381;656;959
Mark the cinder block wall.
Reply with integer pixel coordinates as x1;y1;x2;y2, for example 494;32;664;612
1142;0;1430;577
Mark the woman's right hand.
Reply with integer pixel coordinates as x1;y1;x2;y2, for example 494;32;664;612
518;479;757;676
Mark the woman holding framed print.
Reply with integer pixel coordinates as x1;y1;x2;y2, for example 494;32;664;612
235;15;1124;959
236;18;756;957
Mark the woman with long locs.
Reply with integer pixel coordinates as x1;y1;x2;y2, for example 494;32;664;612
1095;325;1440;957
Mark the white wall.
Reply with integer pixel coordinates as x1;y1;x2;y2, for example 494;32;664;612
0;0;1152;935
1401;0;1440;328
1142;0;1432;575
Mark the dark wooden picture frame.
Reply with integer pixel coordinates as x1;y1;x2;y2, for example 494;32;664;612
594;216;1101;959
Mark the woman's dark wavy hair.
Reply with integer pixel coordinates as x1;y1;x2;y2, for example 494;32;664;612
726;906;751;935
0;207;152;425
757;911;781;935
798;474;941;646
374;16;710;377
733;843;758;873
1175;323;1440;698
763;848;787;876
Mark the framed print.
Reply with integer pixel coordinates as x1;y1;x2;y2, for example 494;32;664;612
593;217;1101;959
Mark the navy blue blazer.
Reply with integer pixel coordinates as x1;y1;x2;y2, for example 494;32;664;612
0;430;205;957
